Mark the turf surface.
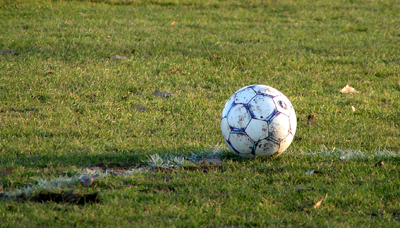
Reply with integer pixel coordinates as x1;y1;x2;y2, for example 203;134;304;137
1;0;400;227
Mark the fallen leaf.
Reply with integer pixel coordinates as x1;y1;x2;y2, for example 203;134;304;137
106;36;111;39
171;21;177;25
313;198;324;208
313;193;327;209
78;12;86;17
136;105;146;111
109;55;127;60
340;84;359;94
0;169;13;175
153;90;174;98
164;69;182;74
307;114;318;126
308;114;317;120
1;49;18;55
374;161;384;168
198;158;223;165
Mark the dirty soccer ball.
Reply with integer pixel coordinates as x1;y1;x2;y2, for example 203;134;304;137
220;85;297;157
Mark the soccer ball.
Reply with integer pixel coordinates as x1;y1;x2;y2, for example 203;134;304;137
220;85;297;157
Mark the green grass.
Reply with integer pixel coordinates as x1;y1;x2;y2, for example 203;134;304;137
1;0;400;226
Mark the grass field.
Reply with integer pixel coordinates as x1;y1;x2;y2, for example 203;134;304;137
1;0;400;226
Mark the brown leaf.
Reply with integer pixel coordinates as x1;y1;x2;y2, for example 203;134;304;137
313;198;324;208
78;12;86;17
307;114;318;126
308;114;317;120
313;193;327;209
171;21;177;25
339;85;359;94
374;161;384;168
165;69;182;74
109;55;127;60
0;169;13;175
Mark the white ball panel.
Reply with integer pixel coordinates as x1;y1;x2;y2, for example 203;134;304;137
227;104;252;129
220;117;231;141
277;133;294;155
234;87;256;104
221;96;235;118
225;141;237;155
254;139;280;157
273;95;292;117
229;133;253;155
269;113;290;141
245;119;269;142
252;85;282;97
248;95;276;120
